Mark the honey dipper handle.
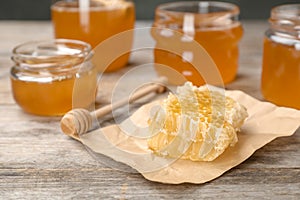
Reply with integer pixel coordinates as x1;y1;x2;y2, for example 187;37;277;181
60;77;167;137
93;76;168;118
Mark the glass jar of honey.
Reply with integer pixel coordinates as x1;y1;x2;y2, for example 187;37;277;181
10;39;98;116
51;0;135;72
151;1;243;86
262;4;300;109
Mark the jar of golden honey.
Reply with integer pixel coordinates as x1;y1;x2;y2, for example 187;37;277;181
151;1;243;86
51;0;135;72
10;39;98;116
262;4;300;109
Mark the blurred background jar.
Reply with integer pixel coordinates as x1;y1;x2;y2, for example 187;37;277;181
51;0;135;72
261;4;300;109
151;1;243;86
10;39;97;116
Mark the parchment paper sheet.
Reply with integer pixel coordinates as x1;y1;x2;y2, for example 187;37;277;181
73;90;300;184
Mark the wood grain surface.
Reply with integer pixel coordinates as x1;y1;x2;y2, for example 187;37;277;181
0;21;299;199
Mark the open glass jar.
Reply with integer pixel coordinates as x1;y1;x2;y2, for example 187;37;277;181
10;39;97;116
261;4;300;109
152;1;243;86
51;0;135;72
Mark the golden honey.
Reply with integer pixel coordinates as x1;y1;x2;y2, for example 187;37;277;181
261;4;300;109
10;39;97;116
152;1;243;86
51;0;135;72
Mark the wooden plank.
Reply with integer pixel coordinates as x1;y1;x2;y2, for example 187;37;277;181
0;169;299;199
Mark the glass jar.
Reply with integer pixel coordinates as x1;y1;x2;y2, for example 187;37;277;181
10;39;97;116
51;0;135;72
152;1;243;86
262;4;300;109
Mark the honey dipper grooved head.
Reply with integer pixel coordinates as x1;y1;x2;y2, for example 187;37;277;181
60;108;93;139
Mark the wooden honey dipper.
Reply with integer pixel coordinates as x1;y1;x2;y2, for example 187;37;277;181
60;76;168;138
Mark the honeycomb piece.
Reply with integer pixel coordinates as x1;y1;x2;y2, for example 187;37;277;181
148;82;248;161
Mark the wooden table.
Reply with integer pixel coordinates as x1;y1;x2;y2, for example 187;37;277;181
0;21;299;199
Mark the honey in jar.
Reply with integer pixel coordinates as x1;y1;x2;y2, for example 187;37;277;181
51;0;135;72
262;4;300;109
10;39;97;116
152;1;243;86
